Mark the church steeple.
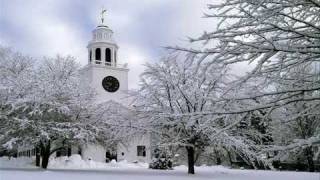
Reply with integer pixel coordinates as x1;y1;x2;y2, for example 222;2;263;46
87;10;118;67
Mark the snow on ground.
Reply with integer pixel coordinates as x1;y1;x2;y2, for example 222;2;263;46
0;156;36;169
48;155;148;170
1;167;318;180
0;155;318;180
0;155;148;170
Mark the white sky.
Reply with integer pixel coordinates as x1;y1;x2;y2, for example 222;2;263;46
0;0;216;89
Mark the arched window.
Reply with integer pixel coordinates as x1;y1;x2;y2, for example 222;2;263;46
95;48;101;60
105;48;111;64
89;50;92;62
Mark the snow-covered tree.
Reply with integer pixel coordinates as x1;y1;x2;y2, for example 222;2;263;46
0;48;115;168
270;64;320;171
0;47;139;168
26;55;100;168
0;47;35;150
134;54;267;174
171;0;320;108
91;100;142;151
169;0;320;170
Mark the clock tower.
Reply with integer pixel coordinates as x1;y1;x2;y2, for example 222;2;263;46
81;16;129;104
79;11;151;163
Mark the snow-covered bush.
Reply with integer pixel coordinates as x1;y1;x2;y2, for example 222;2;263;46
149;148;173;170
149;157;173;170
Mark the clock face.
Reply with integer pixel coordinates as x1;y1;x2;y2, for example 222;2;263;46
102;76;120;92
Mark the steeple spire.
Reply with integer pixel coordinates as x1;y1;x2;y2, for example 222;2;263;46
87;9;119;67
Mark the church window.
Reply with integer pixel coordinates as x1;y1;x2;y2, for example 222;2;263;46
95;48;101;61
89;50;92;61
105;48;111;64
137;146;146;157
78;147;82;156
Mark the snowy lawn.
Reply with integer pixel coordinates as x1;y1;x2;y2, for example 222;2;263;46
0;155;318;180
1;167;318;180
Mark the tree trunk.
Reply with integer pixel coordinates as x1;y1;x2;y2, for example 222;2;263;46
35;146;40;167
226;149;233;166
214;149;222;165
186;146;195;174
41;153;50;169
40;141;51;169
305;147;315;172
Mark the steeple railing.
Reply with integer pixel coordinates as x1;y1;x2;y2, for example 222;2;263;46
92;60;128;69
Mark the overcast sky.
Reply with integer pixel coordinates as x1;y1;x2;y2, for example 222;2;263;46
0;0;215;89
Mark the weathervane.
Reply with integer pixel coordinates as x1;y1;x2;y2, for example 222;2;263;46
100;8;107;24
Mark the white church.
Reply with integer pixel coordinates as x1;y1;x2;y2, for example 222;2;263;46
17;13;152;164
79;15;152;163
